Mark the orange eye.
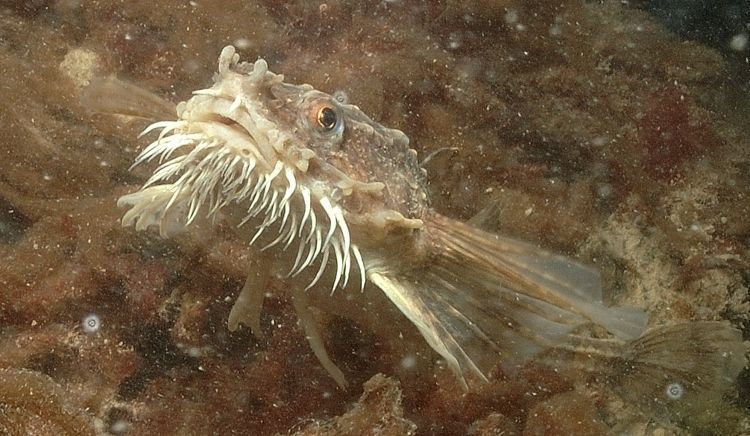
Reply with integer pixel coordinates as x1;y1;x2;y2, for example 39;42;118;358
316;105;338;130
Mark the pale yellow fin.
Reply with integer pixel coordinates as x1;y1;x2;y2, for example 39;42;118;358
368;212;648;386
370;267;589;387
424;213;648;340
292;289;349;389
227;268;269;337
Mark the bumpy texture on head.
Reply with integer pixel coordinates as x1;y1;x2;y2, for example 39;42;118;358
118;46;429;293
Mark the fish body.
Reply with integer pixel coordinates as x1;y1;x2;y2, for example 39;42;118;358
118;47;746;417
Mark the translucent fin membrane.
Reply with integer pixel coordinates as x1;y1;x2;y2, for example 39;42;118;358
607;322;747;424
369;212;649;387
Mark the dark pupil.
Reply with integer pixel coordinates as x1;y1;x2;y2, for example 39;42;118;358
318;107;337;130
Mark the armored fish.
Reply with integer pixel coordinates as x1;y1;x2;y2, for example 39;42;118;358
117;46;746;419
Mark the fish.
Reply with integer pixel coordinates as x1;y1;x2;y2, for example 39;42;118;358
116;46;746;420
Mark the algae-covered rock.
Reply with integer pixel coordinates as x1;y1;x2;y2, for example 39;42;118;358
290;374;416;436
0;369;95;436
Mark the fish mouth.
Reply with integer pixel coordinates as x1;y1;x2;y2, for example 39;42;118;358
176;96;282;174
127;50;294;226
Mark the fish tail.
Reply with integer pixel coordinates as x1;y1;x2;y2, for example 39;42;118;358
604;321;747;422
368;212;648;386
534;322;747;423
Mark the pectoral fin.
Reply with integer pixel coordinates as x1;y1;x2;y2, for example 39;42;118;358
368;212;648;386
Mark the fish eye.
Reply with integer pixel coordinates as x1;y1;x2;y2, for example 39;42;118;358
317;106;338;131
305;98;345;138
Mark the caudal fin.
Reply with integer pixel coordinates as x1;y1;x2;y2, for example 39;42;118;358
368;212;648;387
607;321;747;424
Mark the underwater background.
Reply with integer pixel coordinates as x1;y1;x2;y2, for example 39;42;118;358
0;0;748;434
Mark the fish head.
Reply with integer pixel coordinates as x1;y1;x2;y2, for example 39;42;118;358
181;46;429;232
120;46;429;270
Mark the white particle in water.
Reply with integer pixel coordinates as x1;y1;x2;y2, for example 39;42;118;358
665;382;685;400
82;313;101;333
549;24;562;37
400;354;417;370
504;9;519;25
110;419;130;434
597;183;612;199
591;135;610;147
332;90;349;104
729;33;748;52
447;32;462;50
233;38;252;50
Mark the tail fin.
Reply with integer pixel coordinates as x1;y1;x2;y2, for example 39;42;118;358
606;322;747;424
368;212;648;386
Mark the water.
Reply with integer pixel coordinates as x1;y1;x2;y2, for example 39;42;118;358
0;1;747;434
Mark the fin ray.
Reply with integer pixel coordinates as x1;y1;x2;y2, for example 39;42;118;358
368;213;650;384
610;322;747;423
369;265;586;385
424;213;648;340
